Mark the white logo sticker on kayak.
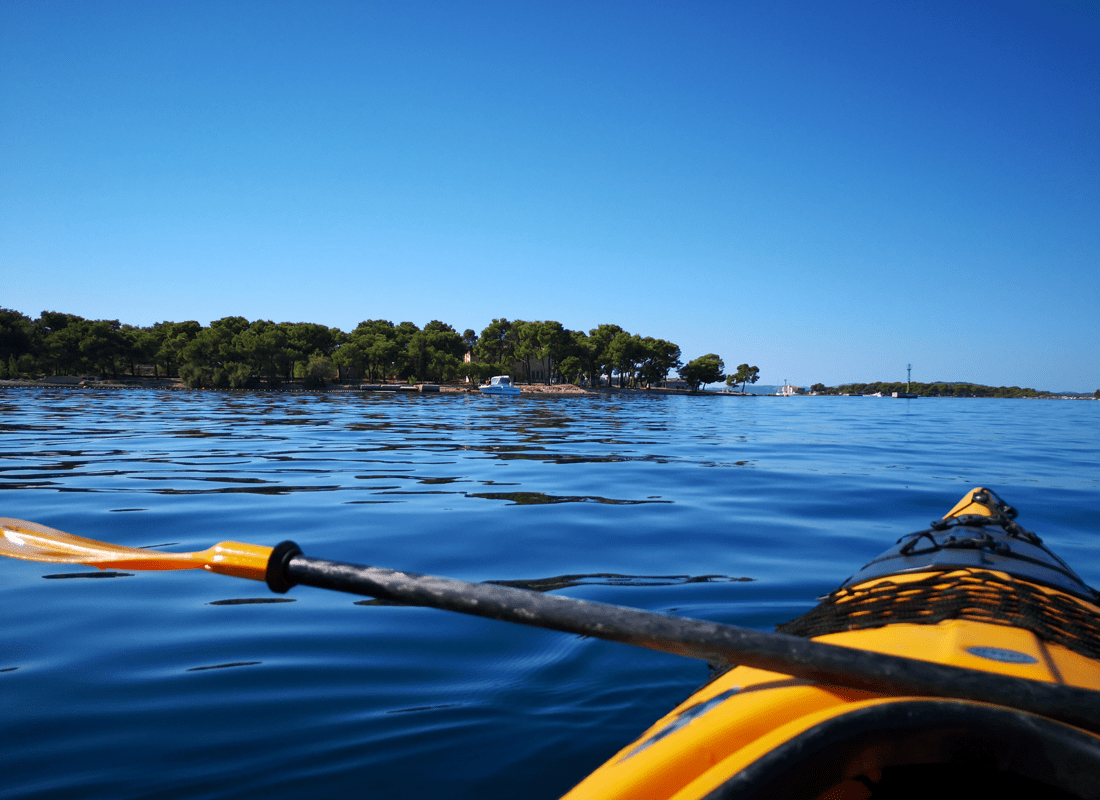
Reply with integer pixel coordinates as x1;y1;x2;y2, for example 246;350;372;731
966;646;1038;664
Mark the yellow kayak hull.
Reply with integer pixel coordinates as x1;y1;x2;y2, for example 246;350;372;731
564;490;1100;799
564;614;1100;799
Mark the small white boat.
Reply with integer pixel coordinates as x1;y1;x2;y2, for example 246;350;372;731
480;375;521;396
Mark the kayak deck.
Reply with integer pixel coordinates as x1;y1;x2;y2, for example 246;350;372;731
562;490;1100;799
779;568;1100;665
564;614;1100;799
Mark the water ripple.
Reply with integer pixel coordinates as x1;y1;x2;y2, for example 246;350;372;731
0;386;1097;800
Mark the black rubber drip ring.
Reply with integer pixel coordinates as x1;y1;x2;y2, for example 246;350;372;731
266;540;303;594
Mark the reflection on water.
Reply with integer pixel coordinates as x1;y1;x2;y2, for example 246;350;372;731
353;572;756;606
150;484;343;495
207;598;296;606
42;571;135;579
487;572;756;592
186;661;263;672
0;390;765;501
467;491;670;505
386;703;464;714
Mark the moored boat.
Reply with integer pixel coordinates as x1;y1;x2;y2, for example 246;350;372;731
480;375;521;395
562;488;1100;799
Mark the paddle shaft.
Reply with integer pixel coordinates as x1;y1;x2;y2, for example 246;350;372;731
270;548;1100;734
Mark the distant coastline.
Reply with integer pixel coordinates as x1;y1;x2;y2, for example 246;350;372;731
0;376;709;396
4;309;1094;398
0;309;694;393
2;375;1096;400
804;381;1098;400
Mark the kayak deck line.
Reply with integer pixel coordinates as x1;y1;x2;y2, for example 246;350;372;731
843;489;1096;603
778;568;1100;663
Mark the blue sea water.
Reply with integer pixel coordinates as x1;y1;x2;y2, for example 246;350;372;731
1;388;1098;799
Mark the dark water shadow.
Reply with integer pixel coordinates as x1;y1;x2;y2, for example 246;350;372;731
186;661;262;672
354;572;754;606
387;703;464;714
376;490;462;497
486;573;755;591
466;491;672;506
152;485;340;495
43;571;135;579
207;598;296;606
486;451;663;465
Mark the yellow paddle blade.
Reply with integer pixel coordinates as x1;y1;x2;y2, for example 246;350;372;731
0;518;272;581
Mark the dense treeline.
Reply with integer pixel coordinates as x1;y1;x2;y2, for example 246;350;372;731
808;381;1059;398
0;308;710;391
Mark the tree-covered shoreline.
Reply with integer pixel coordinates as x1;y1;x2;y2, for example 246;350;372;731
808;381;1067;399
0;308;735;392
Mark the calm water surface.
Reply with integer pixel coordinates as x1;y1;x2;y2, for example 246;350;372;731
2;388;1098;799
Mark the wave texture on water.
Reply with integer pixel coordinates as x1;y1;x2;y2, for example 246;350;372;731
1;388;1098;799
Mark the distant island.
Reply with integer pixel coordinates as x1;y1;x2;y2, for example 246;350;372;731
807;382;1095;399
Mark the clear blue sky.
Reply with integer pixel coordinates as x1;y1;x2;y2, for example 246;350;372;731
2;0;1097;391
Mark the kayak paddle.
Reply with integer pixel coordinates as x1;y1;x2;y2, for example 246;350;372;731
2;516;1099;734
0;517;273;579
